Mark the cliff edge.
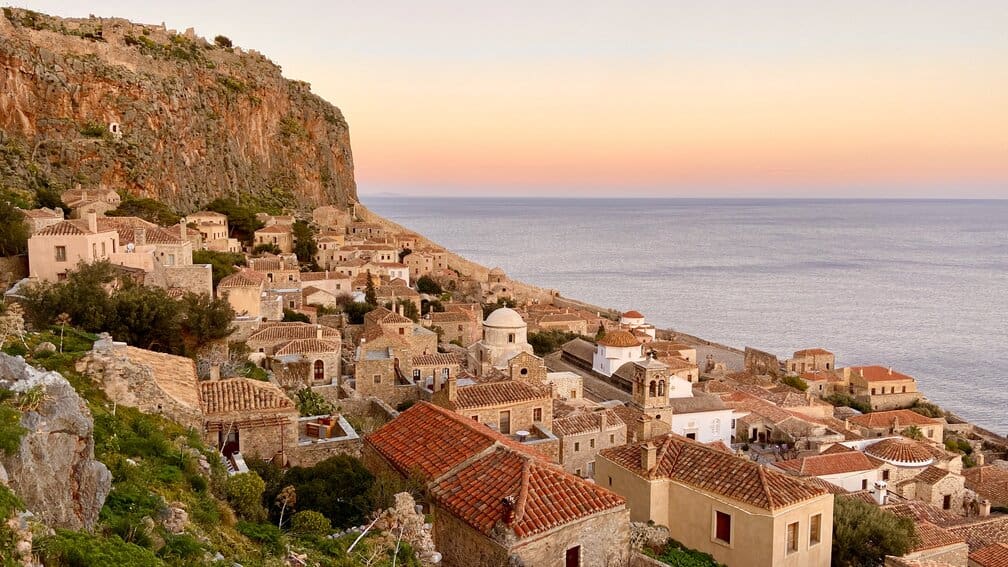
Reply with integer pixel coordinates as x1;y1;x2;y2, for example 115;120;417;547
0;7;357;212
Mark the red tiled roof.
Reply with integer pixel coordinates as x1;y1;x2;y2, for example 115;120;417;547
200;378;295;414
255;225;291;234
365;306;412;325
793;348;833;357
430;311;473;323
597;330;640;348
551;410;624;437
34;219;107;236
964;466;1008;506
430;447;625;538
248;323;340;343
451;380;551;410
948;516;1008;553
864;437;936;465
622;310;645;318
852;365;915;382
218;270;265;288
914;466;951;485
970;542;1008;567
910;520;967;552
600;434;827;511
274;338;340;356
411;353;461;366
849;410;941;428
776;451;880;476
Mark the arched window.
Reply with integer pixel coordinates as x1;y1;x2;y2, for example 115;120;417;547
658;380;665;396
313;360;324;382
711;418;721;434
648;381;656;397
508;333;516;344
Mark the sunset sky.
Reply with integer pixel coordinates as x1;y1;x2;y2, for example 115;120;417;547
15;1;1008;197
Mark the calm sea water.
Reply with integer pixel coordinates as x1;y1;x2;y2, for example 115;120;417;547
363;197;1008;434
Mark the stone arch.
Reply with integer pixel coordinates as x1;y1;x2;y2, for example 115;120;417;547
314;360;324;382
648;380;656;397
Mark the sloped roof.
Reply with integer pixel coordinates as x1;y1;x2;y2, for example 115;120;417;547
948;516;1008;553
851;365;916;382
598;330;640;347
970;542;1008;567
430;446;625;538
622;310;645;318
600;434;827;511
274;338;340;356
218;270;265;288
776;451;880;476
964;466;1008;506
34;219;104;236
551;410;624;437
411;353;461;366
864;437;936;465
451;380;551;410
200;378;295;414
793;348;833;357
849;409;941;428
248;322;340;343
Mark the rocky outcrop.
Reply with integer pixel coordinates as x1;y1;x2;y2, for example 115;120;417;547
0;8;357;212
0;354;111;531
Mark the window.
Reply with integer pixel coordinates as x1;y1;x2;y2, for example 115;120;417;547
943;494;951;509
608;476;612;486
871;388;876;395
575;468;581;476
55;246;67;262
810;514;821;545
520;367;528;376
565;545;581;567
902;386;906;393
441;367;450;380
399;328;405;335
533;407;542;422
571;389;578;398
883;469;890;480
499;411;511;434
471;415;479;422
313;360;324;381
926;429;933;438
609;434;615;444
574;442;580;452
587;462;595;477
92;243;97;257
714;511;731;544
508;333;515;343
862;479;868;490
373;375;381;384
166;253;174;265
786;522;799;553
412;369;420;380
101;242;106;256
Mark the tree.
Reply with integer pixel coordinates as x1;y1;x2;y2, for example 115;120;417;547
213;35;232;48
832;495;918;567
275;485;296;529
0;200;29;256
282;309;310;323
290;510;330;535
342;302;374;325
528;329;583;356
205;197;264;245
107;196;180;226
252;243;282;256
294;388;333;417
415;275;442;295
275;456;376;529
179;292;235;349
291;220;319;271
225;472;267;522
364;271;377;305
595;322;606;341
903;426;925;441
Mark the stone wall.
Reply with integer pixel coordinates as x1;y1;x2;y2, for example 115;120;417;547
0;256;27;291
292;436;362;467
431;503;510;567
744;347;781;376
146;263;213;296
509;507;631;567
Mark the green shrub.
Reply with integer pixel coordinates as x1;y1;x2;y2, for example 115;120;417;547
782;374;808;391
158;533;203;561
528;329;584;357
291;510;331;535
825;393;871;414
79;121;107;138
644;537;725;566
36;530;166;566
193;250;246;287
415;276;442;295
226;472;267;522
295;388;333;417
0;404;26;455
0;200;29;256
106;196;180;226
911;400;946;419
236;521;284;554
283;309;311;323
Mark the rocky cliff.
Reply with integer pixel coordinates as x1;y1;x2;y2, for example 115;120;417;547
0;353;111;531
0;7;357;212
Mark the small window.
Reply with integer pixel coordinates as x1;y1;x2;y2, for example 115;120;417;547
862;479;868;490
883;469;890;481
715;511;731;544
533;408;542;422
943;494;951;509
574;442;580;452
786;522;798;553
589;438;595;449
609;434;615;444
55;246;67;262
871;388;876;395
471;415;479;422
608;476;612;486
373;375;381;384
412;369;420;380
926;429;933;438
575;468;581;476
399;328;405;335
507;333;515;343
810;514;821;546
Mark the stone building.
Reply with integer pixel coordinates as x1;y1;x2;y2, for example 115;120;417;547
428;310;480;346
182;211;239;252
200;378;299;464
786;348;836;374
432;373;553;436
218;270;266;319
592;330;644;377
61;186;120;219
963;466;1008;510
846;366;923;410
552;409;626;479
253;225;294;254
20;207;64;234
774;450;882;492
270;336;342;387
410;353;461;393
598;434;834;567
468;307;535;376
848;409;944;444
248;256;301;290
363;402;630;567
27;212;119;282
246;322;341;360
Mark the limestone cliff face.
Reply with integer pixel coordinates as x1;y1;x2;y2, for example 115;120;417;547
0;8;357;212
0;354;111;531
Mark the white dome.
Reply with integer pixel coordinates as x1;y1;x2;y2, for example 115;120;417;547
484;307;526;329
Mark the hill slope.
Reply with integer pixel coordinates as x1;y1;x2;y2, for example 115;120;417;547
0;7;357;212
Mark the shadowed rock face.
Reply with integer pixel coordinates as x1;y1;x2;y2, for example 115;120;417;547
0;354;111;531
0;7;358;212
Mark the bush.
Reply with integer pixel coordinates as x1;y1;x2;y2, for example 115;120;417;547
226;472;267;522
158;533;203;561
106;196;180;226
236;521;284;554
295;388;333;417
79;121;107;138
0;200;29;256
832;495;918;566
213;35;232;48
283;309;310;323
269;456;376;529
528;329;583;356
415;276;442;295
36;530;165;566
825;393;871;414
342;302;374;325
782;374;808;391
291;510;331;535
644;537;725;566
911;400;945;419
292;220;319;271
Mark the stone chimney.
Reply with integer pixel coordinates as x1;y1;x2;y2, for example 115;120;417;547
599;410;607;432
316;324;323;339
446;375;457;402
888;367;893;375
135;227;146;247
873;480;888;506
86;210;97;233
641;442;657;471
501;495;515;525
980;499;991;517
179;221;187;240
209;364;221;381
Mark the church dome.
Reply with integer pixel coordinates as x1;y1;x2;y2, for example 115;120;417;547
484;307;526;329
864;438;935;467
597;330;641;348
489;267;506;276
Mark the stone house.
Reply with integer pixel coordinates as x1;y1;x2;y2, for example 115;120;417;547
848;409;944;444
201;378;299;464
248;256;301;290
246;322;341;360
773;450;882;492
20;207;64;234
299;271;352;297
468;307;536;376
801;370;847;398
270;337;342;387
896;465;967;513
218;270;266;319
597;434;834;567
535;312;589;335
182;211;238;252
785;348;836;374
552;409;626;479
410;352;461;393
347;221;385;240
862;436;963;486
253;225;294;254
402;250;435;277
363;402;630;567
376;281;420;313
376;261;409;285
428;310;480;346
311;205;351;229
963;466;1008;509
301;286;339;309
62;187;120;219
27;212;119;282
846;365;923;410
432;374;553;436
353;333;416;405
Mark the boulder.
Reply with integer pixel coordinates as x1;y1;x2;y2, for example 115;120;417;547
0;354;111;531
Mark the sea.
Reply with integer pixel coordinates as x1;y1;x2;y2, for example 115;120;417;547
363;197;1008;435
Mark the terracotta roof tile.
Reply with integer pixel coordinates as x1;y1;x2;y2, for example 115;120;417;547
970;542;1008;567
597;330;640;347
849;409;941;428
218;270;265;288
248;322;340;343
776;451;880;476
600;434;827;511
864;437;937;465
622;310;645;318
200;378;295;414
851;365;916;382
430;311;473;323
451;380;551;410
411;353;461;366
430;447;625;538
964;466;1008;506
793;348;834;357
551;410;624;437
274;338;340;356
948;516;1008;552
915;466;951;485
34;219;103;236
910;520;967;552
